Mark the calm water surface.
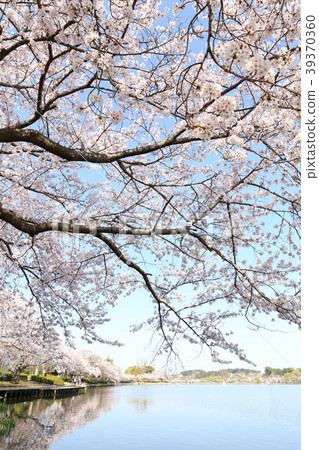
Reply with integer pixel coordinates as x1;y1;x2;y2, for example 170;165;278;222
1;384;300;449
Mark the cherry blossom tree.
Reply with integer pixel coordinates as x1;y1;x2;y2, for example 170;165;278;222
0;0;300;364
56;348;122;381
71;349;122;380
0;290;122;381
54;345;93;376
0;290;64;378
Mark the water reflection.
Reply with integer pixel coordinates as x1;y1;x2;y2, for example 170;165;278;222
0;385;300;450
0;387;119;449
126;397;152;413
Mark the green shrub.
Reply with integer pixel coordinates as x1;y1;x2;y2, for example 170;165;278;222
28;374;63;385
0;373;13;382
19;373;28;381
46;375;64;385
29;374;40;382
38;376;54;385
29;374;64;386
125;365;155;376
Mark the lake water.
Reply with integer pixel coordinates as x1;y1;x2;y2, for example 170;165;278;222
1;384;300;449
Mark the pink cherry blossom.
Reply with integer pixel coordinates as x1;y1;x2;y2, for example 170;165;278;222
0;0;300;366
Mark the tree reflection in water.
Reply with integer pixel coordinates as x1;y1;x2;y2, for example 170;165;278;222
127;397;152;413
0;387;119;449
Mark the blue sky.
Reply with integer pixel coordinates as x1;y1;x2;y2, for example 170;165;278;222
80;287;300;373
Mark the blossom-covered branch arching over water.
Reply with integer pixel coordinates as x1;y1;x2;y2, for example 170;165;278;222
0;0;300;364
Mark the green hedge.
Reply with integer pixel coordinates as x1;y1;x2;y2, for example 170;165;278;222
29;374;40;382
63;377;72;383
0;373;13;381
87;379;114;385
61;377;114;385
80;378;113;385
0;372;64;385
40;377;54;385
46;375;64;385
29;375;54;385
19;373;28;381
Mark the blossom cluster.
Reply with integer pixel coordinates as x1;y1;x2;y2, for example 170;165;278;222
212;96;236;118
222;148;247;163
220;41;251;66
200;82;221;99
244;17;260;35
121;6;135;21
192;114;216;138
109;110;125;124
85;32;99;47
233;149;248;162
246;53;271;78
220;40;274;80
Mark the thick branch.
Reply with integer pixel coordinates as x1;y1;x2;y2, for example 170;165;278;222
0;203;187;236
0;127;200;163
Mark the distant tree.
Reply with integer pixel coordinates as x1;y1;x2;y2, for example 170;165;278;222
263;367;296;377
283;369;300;379
125;366;140;376
272;368;284;376
125;364;155;376
144;365;155;374
264;367;272;376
